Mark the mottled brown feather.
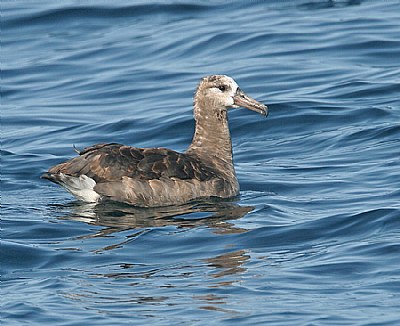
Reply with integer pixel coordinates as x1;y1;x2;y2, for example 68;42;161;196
48;143;218;184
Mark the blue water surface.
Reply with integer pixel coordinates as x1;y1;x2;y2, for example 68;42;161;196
2;0;400;325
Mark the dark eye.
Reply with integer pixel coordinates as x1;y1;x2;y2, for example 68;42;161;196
218;85;226;92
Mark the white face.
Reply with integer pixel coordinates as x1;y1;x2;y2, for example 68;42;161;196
196;75;268;116
202;75;240;108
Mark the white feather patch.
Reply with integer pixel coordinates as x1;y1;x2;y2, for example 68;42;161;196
58;173;101;203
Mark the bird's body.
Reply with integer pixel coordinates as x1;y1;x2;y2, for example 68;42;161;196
42;75;268;207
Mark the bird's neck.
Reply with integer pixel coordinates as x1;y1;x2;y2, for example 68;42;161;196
186;99;235;172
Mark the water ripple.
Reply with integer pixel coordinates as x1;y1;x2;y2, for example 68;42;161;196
3;1;400;325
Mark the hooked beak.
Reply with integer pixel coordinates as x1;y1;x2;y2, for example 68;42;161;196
233;88;268;117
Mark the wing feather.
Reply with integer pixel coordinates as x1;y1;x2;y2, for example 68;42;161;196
48;143;217;183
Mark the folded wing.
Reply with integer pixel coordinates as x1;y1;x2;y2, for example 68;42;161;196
51;143;218;181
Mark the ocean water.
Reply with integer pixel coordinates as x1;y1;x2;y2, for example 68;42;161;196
2;0;400;325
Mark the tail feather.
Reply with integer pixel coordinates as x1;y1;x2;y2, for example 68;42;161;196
42;172;100;203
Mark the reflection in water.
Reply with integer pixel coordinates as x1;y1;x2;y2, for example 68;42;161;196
196;294;240;316
206;249;250;279
50;200;255;317
55;199;253;239
117;249;252;316
49;199;254;252
196;249;252;316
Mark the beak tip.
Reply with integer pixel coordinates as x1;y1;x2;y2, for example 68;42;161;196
233;90;269;118
260;105;268;117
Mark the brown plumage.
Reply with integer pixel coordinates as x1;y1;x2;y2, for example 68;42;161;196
42;75;268;207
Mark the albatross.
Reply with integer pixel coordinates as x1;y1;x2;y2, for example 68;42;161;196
42;75;268;207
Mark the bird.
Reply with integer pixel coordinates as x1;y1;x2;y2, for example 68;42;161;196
42;75;268;207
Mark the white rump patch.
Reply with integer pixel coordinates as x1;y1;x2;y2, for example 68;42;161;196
58;173;101;203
